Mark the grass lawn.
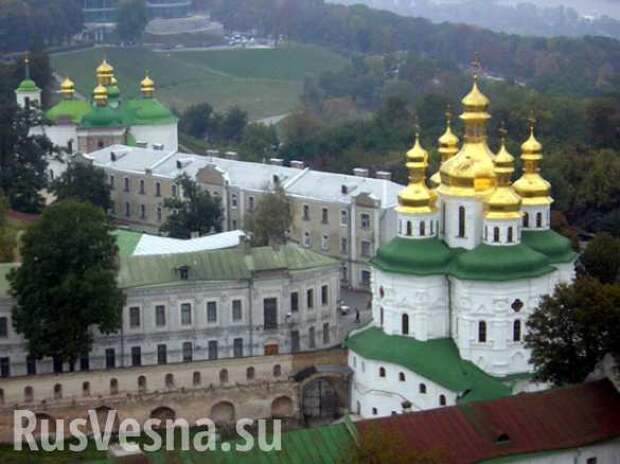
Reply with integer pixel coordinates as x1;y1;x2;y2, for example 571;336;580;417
51;44;347;120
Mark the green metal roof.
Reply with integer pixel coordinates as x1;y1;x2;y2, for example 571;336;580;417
80;104;125;129
117;243;338;290
345;326;512;403
46;99;92;124
521;230;577;264
17;79;40;92
113;229;143;257
124;98;177;126
371;237;456;276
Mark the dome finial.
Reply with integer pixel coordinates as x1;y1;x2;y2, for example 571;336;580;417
528;110;537;135
445;104;453;126
24;53;31;79
499;121;508;146
471;52;482;81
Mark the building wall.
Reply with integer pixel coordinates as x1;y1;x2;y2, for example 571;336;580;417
508;439;620;464
78;128;125;154
442;196;484;250
130;123;178;152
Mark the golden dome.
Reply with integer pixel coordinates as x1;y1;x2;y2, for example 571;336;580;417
60;77;75;98
141;73;155;97
96;59;114;75
431;108;460;188
93;84;108;106
513;119;552;206
485;134;522;219
397;134;436;214
461;78;490;110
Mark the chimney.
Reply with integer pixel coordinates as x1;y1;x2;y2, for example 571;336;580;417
290;160;305;169
401;400;412;413
110;151;116;162
376;170;392;181
224;151;239;160
269;158;284;166
353;167;369;178
152;143;164;151
135;141;148;148
206;149;220;158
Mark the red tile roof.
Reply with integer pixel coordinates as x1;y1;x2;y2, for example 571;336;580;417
356;380;620;464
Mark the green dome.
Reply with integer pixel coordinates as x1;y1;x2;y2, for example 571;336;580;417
450;243;554;282
372;237;455;276
125;98;177;126
17;79;40;92
81;105;124;129
46;99;91;124
522;230;577;264
107;85;121;99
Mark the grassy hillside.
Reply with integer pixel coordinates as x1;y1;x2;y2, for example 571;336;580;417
50;45;347;120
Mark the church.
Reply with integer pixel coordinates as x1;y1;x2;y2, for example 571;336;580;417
15;58;178;179
345;73;577;418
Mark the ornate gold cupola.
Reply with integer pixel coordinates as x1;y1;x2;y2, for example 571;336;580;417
513;116;552;206
397;131;435;214
93;84;108;107
96;59;114;86
141;72;155;98
60;77;75;99
430;107;459;188
485;126;522;219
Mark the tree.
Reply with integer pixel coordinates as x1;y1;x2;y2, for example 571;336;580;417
579;233;620;284
51;162;112;211
245;183;292;246
0;104;52;213
217;106;248;142
160;175;223;239
525;277;620;385
9;200;123;367
0;195;16;263
116;0;148;44
240;123;279;161
179;103;213;139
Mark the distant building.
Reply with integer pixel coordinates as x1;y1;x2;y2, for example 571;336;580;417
82;0;192;23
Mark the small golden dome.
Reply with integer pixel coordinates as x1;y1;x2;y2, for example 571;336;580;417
141;73;155;96
485;135;521;219
60;77;75;98
521;129;542;155
462;78;490;110
93;84;108;106
397;134;436;214
513;119;552;206
97;59;114;75
431;108;460;188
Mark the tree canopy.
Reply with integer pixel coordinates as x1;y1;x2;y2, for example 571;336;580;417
579;233;620;284
245;183;292;246
51;161;113;211
160;175;224;239
116;0;148;44
9;200;123;367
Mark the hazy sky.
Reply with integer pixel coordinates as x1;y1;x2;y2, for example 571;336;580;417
498;0;620;19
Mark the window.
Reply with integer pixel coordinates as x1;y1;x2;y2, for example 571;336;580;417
0;357;9;377
138;376;147;393
399;372;405;382
231;194;238;208
157;207;162;222
140;204;146;219
303;204;310;220
402;313;409;335
291;330;300;353
420;221;425;236
208;340;218;360
82;382;89;397
361;213;370;229
273;364;282;377
361;270;371;287
181;303;192;325
458;206;466;238
129;307;140;328
478;321;487;343
248;196;255;211
157;344;167;365
156;182;161;197
340;209;348;226
105;349;115;369
172;184;177;198
110;175;115;190
155;305;166;327
26;356;36;375
361;240;371;258
439;394;446;406
110;378;118;395
372;408;378;416
0;317;7;337
207;301;217;323
125;202;130;217
80;355;89;371
303;231;311;248
53;356;63;373
586;458;598;464
182;342;193;362
307;289;314;309
264;298;278;330
54;384;62;400
124;177;130;192
523;212;529;227
232;300;242;321
219;368;228;384
139;179;145;194
380;307;384;327
24;386;33;402
407;221;412;236
321;208;329;224
290;292;299;312
246;366;255;380
340;237;348;254
233;338;243;357
131;347;141;367
419;383;427;394
309;326;316;349
379;367;386;378
321;234;329;251
193;371;201;386
513;320;522;342
493;227;500;243
323;323;330;344
507;227;514;243
536;212;542;228
321;285;329;306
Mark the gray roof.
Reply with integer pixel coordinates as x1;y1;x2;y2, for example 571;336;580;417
87;145;403;207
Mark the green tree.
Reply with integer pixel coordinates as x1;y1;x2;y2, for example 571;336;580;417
212;106;248;142
116;0;148;44
9;200;123;367
525;277;620;385
51;162;112;211
179;102;213;139
0;195;16;263
0;104;52;213
245;183;292;246
240;123;279;161
580;233;620;284
160;175;223;238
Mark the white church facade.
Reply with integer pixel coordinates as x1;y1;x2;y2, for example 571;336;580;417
346;74;577;418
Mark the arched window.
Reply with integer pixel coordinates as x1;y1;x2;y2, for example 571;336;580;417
165;373;174;388
523;212;529;227
380;307;384;327
419;383;427;394
379;367;386;378
402;313;409;335
399;372;405;382
478;321;487;343
507;227;514;243
407;221;412;236
53;384;62;400
193;371;202;386
419;221;425;236
430;221;434;235
458;206;466;238
493;227;500;243
219;369;228;384
513;320;522;342
138;375;147;393
82;382;90;397
110;378;118;395
356;401;361;415
439;394;446;406
246;367;255;380
24;386;33;403
273;364;282;377
536;212;542;228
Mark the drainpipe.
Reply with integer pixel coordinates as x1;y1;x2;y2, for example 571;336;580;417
248;277;254;357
